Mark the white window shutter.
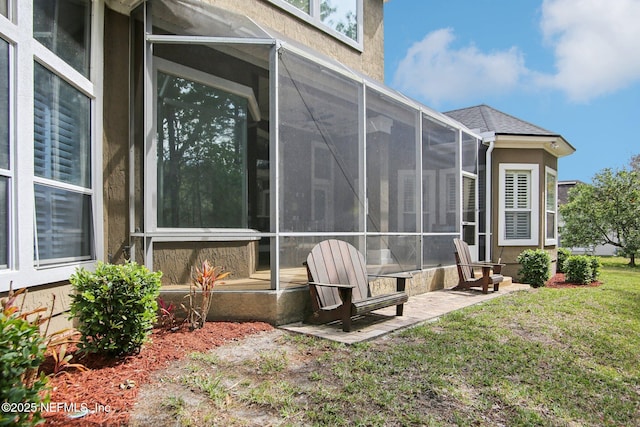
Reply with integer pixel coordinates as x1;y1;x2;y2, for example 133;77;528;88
498;164;538;246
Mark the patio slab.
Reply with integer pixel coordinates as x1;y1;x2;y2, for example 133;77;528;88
280;282;530;344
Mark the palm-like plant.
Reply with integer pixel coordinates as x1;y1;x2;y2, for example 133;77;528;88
186;260;230;329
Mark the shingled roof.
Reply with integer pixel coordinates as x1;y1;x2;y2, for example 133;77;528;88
444;104;560;137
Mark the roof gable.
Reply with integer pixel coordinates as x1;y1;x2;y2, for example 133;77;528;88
444;104;558;137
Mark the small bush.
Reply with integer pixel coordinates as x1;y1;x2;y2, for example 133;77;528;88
557;247;572;273
564;255;594;284
517;249;551;287
589;256;601;282
0;292;49;427
69;261;162;356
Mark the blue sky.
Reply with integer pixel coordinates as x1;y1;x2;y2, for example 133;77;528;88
383;0;640;182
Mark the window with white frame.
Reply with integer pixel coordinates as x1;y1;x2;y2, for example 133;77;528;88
33;0;91;77
0;0;100;289
0;37;8;269
397;170;416;231
545;167;557;245
269;0;362;47
499;164;539;246
462;174;476;246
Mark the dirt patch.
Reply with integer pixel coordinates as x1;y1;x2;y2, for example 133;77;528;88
41;321;273;426
128;329;297;427
546;272;602;289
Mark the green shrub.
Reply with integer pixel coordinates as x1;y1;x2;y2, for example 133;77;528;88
564;255;594;284
557;247;572;273
589;256;601;282
0;301;49;426
69;261;162;356
517;249;551;287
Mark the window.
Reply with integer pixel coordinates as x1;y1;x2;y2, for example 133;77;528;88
545;167;557;245
33;63;93;264
0;176;7;269
0;0;100;291
34;63;91;187
270;0;362;47
311;143;333;229
499;164;539;246
154;59;258;229
397;170;416;231
0;37;8;269
462;174;476;245
33;0;91;77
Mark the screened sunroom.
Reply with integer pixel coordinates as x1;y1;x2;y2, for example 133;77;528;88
128;0;485;300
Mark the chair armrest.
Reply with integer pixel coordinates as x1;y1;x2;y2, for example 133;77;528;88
459;263;503;277
459;262;504;268
308;281;355;289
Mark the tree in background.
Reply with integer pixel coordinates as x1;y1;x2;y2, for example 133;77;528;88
560;156;640;266
631;153;640;171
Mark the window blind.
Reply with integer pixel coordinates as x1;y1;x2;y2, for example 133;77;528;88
505;171;531;239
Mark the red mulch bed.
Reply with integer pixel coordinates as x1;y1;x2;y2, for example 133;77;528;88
546;272;602;288
40;321;273;426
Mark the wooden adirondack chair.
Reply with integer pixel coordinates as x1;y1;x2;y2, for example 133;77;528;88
304;239;410;332
453;238;504;294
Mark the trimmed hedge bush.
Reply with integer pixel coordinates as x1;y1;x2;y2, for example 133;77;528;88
557;247;571;273
517;249;551;287
564;255;600;284
69;261;162;356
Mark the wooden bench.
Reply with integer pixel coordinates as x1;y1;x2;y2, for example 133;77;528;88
305;239;410;332
453;238;504;294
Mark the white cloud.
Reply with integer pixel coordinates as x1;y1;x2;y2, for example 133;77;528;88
391;0;640;105
539;0;640;102
391;28;527;106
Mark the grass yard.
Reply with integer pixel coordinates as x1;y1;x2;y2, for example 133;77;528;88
134;257;640;426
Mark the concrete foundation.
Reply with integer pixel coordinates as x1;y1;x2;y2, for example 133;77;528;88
158;265;459;326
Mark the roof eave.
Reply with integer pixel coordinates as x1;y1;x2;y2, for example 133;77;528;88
494;134;576;158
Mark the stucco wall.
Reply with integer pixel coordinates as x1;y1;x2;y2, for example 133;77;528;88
103;8;131;265
153;241;259;286
0;282;75;333
197;0;385;81
491;148;559;279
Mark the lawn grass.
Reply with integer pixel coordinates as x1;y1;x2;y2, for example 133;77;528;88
172;257;640;426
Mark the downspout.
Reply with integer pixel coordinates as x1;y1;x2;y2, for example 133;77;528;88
482;132;496;262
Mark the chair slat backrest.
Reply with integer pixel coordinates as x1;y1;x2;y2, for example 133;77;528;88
306;240;369;308
453;238;474;282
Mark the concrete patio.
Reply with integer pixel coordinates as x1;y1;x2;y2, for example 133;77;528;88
280;282;531;344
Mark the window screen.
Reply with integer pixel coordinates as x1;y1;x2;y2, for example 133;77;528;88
156;70;248;228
